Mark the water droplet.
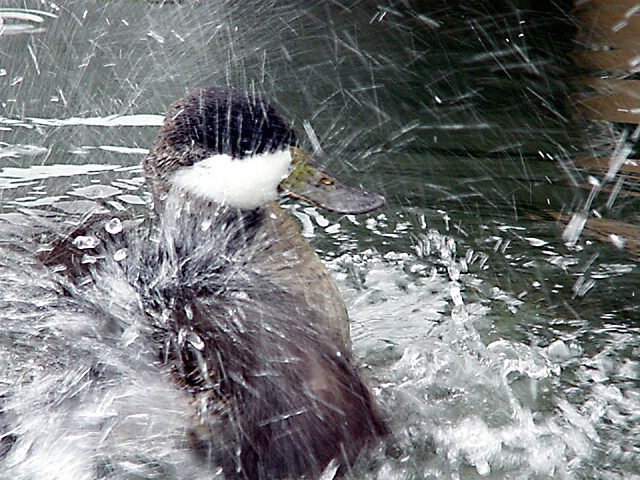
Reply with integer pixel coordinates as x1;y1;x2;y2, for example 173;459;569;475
81;254;97;264
609;234;625;249
188;331;205;351
562;212;587;246
177;327;187;346
71;184;121;199
105;217;123;234
449;282;464;307
72;235;99;249
547;340;572;362
147;30;165;43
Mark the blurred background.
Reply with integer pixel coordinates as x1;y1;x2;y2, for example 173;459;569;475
2;1;640;478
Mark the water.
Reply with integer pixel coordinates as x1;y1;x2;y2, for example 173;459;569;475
2;1;640;478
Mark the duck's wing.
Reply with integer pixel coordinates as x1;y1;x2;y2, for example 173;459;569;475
171;273;387;480
35;211;145;282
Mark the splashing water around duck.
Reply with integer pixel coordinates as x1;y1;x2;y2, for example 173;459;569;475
2;1;640;479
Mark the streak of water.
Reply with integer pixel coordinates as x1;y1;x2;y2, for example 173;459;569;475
0;1;639;478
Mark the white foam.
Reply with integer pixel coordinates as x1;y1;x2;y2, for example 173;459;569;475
170;149;291;210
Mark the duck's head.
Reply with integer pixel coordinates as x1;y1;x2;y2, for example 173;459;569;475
143;87;384;215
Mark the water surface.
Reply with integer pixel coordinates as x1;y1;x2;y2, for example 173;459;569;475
1;1;639;478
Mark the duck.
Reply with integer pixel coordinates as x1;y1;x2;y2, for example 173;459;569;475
34;86;388;479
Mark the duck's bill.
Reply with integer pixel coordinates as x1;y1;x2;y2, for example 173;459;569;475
280;147;385;215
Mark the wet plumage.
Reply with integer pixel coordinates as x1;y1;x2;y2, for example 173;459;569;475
1;87;387;479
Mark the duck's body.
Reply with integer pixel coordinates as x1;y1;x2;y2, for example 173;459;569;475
137;193;383;478
1;87;387;479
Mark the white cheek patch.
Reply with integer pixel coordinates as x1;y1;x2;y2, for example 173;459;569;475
170;149;292;210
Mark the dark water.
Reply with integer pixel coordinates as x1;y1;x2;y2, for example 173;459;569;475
1;1;640;478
